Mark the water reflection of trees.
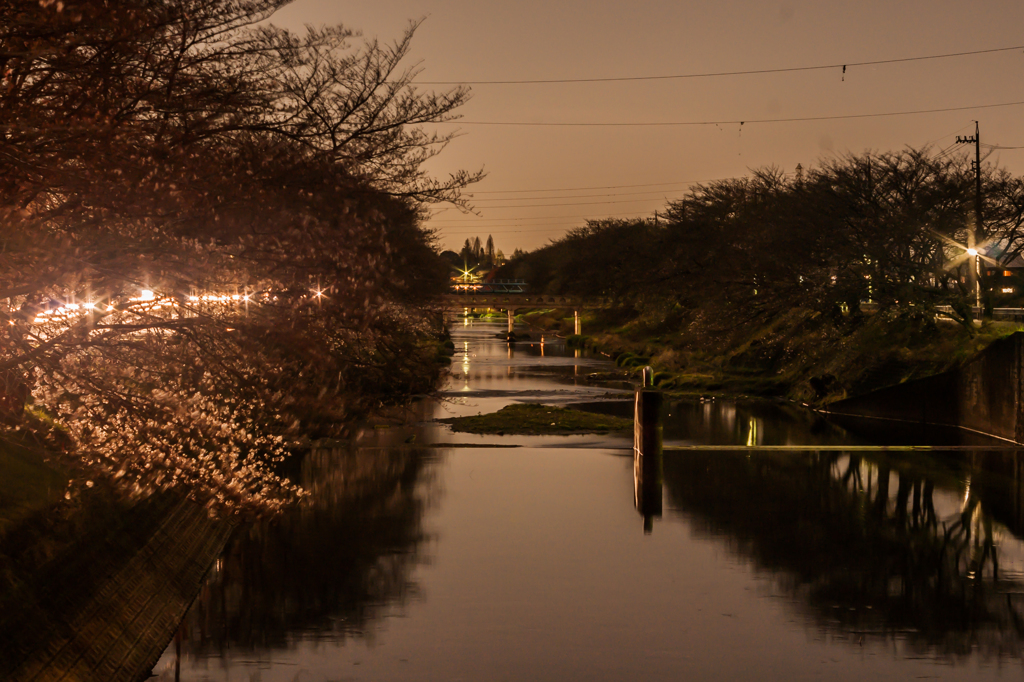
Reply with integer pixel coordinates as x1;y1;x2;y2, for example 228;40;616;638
663;449;1024;660
664;398;858;448
178;446;440;652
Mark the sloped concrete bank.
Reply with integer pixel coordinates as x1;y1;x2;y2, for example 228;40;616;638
824;331;1024;444
0;493;233;682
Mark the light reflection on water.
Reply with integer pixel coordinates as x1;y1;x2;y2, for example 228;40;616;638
155;318;1024;681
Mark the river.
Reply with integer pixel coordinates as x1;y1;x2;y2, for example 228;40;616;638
149;317;1024;681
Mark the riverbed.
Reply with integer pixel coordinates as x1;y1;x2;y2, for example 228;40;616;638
153;318;1024;681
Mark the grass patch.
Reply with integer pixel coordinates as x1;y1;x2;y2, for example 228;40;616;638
0;440;67;534
438;402;633;436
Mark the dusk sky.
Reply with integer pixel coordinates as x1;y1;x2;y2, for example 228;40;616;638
270;0;1024;254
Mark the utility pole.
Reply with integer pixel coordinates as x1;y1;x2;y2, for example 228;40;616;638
956;122;982;312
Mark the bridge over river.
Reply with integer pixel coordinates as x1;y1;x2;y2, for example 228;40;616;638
440;280;610;334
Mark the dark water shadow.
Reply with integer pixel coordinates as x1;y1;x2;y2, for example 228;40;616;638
169;445;441;658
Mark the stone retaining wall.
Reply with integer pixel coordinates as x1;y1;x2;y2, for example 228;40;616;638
826;332;1024;443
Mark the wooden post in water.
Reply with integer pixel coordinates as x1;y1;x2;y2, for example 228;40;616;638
634;366;663;534
574;309;581;335
505;307;518;342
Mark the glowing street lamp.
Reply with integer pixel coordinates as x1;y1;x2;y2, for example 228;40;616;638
456;264;480;284
966;248;980;309
935;230;991;317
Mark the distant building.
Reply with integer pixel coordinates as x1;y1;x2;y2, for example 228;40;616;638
984;253;1024;304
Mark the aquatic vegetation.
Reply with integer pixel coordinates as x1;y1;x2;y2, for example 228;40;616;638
438;402;633;436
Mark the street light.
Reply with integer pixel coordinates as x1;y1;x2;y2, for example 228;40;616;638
965;248;980;312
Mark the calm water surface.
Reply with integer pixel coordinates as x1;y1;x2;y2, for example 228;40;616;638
155;319;1024;681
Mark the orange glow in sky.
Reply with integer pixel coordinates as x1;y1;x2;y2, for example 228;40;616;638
271;0;1024;252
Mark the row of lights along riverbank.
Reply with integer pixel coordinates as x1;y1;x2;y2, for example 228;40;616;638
20;287;328;327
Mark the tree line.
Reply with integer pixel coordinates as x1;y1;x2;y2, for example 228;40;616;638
507;149;1024;333
0;0;478;512
440;235;523;273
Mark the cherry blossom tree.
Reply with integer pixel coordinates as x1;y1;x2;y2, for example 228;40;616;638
0;0;478;513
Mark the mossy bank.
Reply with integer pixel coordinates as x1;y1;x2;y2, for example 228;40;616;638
518;306;1022;406
438;403;633;436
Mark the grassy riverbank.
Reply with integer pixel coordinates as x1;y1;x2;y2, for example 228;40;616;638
0;440;66;535
519;306;1021;405
491;149;1024;407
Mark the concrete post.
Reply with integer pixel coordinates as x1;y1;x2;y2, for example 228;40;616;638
574;309;581;335
634;367;663;534
507;309;514;333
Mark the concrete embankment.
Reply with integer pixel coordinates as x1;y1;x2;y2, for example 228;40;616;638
0;492;233;682
825;331;1024;444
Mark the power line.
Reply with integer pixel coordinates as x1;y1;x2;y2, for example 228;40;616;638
449;196;687;209
467;188;688;201
435;223;586;231
437;222;638;231
933;141;966;162
447;120;986;200
443;227;579;236
417;45;1024;85
467;179;702;194
448;124;974;198
433;121;997;237
429;209;657;224
450;99;1024;127
434;122;984;220
924;122;978;149
437;173;797;208
441;224;638;236
463;175;792;199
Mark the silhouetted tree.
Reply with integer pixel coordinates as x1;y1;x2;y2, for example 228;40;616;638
504;149;1024;394
485;235;495;265
515;149;1017;330
460;239;475;266
0;0;479;511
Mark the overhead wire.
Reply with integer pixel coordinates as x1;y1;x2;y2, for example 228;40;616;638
416;45;1024;85
433;172;796;211
462;173;803;200
432;115;1016;242
440;221;656;236
431;127;995;235
924;122;978;149
467;179;703;194
437;223;608;231
446;196;687;209
433;119;988;225
451;99;1024;127
429;209;664;224
933;141;966;162
463;188;690;202
422;48;1024;252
